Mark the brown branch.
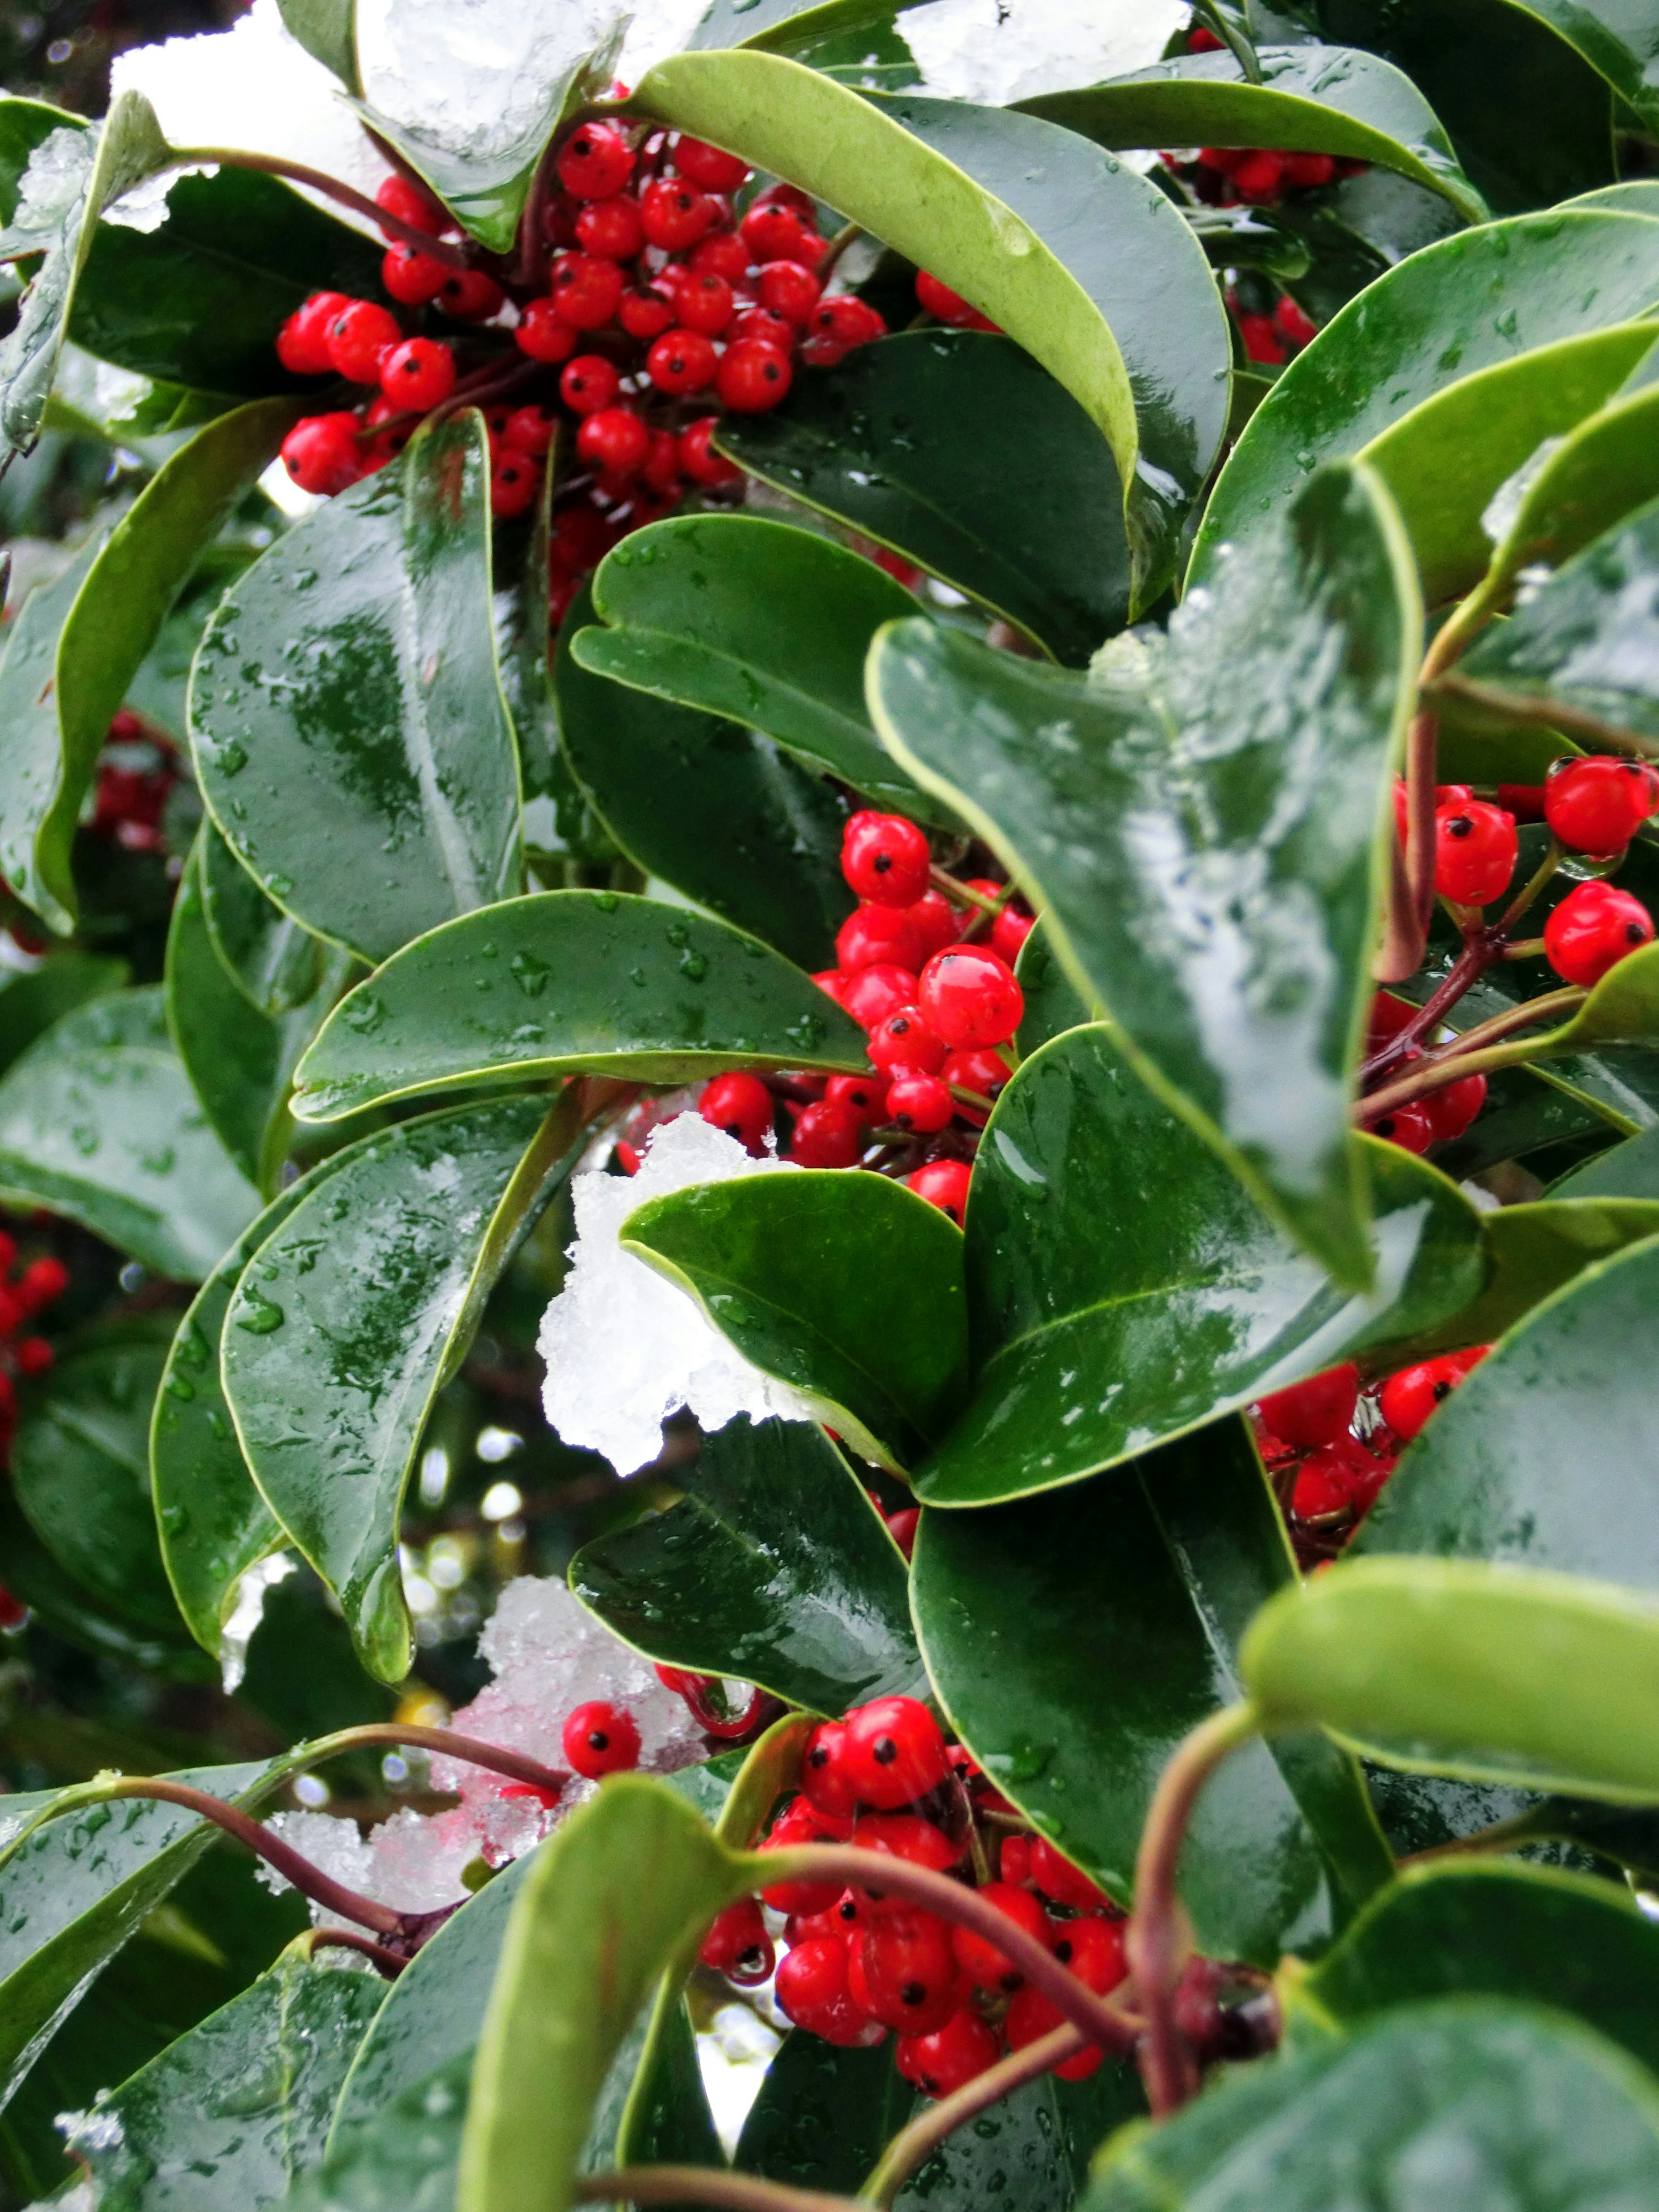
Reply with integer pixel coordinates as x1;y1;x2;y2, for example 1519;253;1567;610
1357;988;1584;1120
305;1927;409;1976
860;2024;1090;2207
575;2173;858;2212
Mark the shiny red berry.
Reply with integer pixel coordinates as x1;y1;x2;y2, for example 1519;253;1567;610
641;429;683;496
841;963;918;1031
741;203;814;264
1378;1347;1489;1441
381;242;448;304
951;1881;1052;1993
551;251;626;330
620;283;678;340
676;272;736;335
1255;1362;1360;1449
516;298;578;362
1421;1068;1487;1142
1370;1101;1434;1154
761;1800;853;1914
789;1099;862;1168
646;328;718;394
435;267;504;322
1281;152;1337;189
640;177;718;249
1433;800;1517;906
678;416;741;487
842;1695;950;1809
375;174;447;235
490;452;538;518
809;295;886;348
884;1072;954;1133
915;270;973;325
802;1719;861;1818
276;294;353;376
939;1047;1010;1127
17;1257;67;1313
281;412;363;497
1545;879;1656;986
758;260;823;325
837;903;924;974
699;1899;774;1984
857;1911;960;2034
689;229;752;283
15;1337;53;1378
673;135;751;191
379;337;455;410
867;1006;947;1077
906;1158;971;1224
556;122;635;200
775;1938;885;2046
845;1810;962;1914
560;354;620;414
842;813;931;906
718;338;794;413
728;304;795;350
576;407;650;475
1292;1453;1357;1522
824;1073;884;1124
896;2009;1000;2099
575;194;645;260
990;906;1034;965
503;406;555;457
903;889;958;963
1050;1914;1128;1992
1029;1837;1110;1912
561;1699;640;1778
699;1071;774;1153
918;946;1023;1049
325;299;401;384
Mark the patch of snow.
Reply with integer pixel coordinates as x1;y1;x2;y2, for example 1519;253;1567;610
899;0;1188;105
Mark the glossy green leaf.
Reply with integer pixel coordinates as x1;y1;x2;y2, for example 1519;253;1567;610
556;582;853;972
1020;42;1485;220
0;987;259;1281
1085;1998;1659;2212
69;1950;385;2212
1356;1230;1659;1592
735;2036;909;2197
1191;211;1659;586
575;514;940;821
1295;1862;1659;2077
190;410;522;966
198;820;327;1017
291;892;867;1123
914;1420;1392;1965
1244;1555;1659;1799
12;1322;184;1643
1494;0;1659;140
630;54;1229;605
0;536;100;936
277;0;359;90
0;1481;196;1674
871;461;1420;1292
152;1138;374;1659
621;1170;967;1471
714;332;1131;666
689;0;895;49
165;839;346;1190
572;1414;921;1715
0;92;173;456
0;96;80;221
0;950;126;1077
73;168;383;397
1552;1122;1659;1197
913;1032;1484;1510
458;1776;754;2212
223;1093;582;1682
1014;914;1096;1056
292;2054;470;2212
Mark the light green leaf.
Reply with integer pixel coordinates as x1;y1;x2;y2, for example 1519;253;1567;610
199;820;327;1017
277;0;360;91
0;535;102;935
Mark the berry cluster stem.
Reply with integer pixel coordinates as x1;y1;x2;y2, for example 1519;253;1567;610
575;2172;858;2212
1359;986;1584;1120
1425;674;1659;762
169;146;473;267
857;2024;1087;2209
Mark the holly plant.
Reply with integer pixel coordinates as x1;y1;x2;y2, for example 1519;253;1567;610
9;0;1659;2207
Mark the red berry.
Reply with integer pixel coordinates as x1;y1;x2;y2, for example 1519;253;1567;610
727;305;795;351
841;963;918;1031
1545;880;1656;986
918;946;1023;1049
673;135;751;191
1545;756;1656;853
1498;782;1549;822
575;194;645;260
867;1006;947;1077
1029;1837;1110;1912
915;271;973;325
801;1719;862;1818
551;252;626;330
576;407;650;476
837;903;924;974
504;406;556;457
281;412;363;497
762;1799;853;1913
375;173;448;236
951;1882;1053;1993
552;502;617;572
718;339;794;413
1292;1454;1357;1522
905;890;959;963
884;1072;954;1133
857;1911;961;2034
789;1100;862;1168
556;122;636;200
676;273;736;336
1255;1363;1360;1449
561;1699;641;1777
758;260;823;326
1367;989;1417;1049
620;283;678;340
1001;1834;1033;1886
845;1809;963;1908
896;2010;1000;2099
1433;800;1518;906
939;1047;1011;1127
842;813;931;906
435;268;504;322
0;1583;26;1631
775;1938;885;2046
1378;1347;1490;1441
699;1899;774;1984
741;203;815;264
560;354;621;414
1421;1068;1487;1142
641;429;683;496
381;242;448;305
1281;151;1337;189
379;337;455;411
14;1336;53;1377
699;1071;774;1153
885;1507;920;1558
825;1073;885;1124
1233;149;1285;202
516;298;579;363
1274;293;1319;344
842;1696;950;1809
1050;1914;1128;1992
1189;22;1225;46
906;1159;972;1224
1235;311;1284;365
325;299;401;385
490;452;539;518
990;905;1034;965
640;177;718;250
678;416;741;487
646;328;718;394
1370;1101;1434;1154
809;296;885;349
1005;1985;1104;2080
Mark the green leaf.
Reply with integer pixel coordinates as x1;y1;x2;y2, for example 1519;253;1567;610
1019;42;1486;220
0;1480;195;1673
735;2036;909;2197
190;410;522;966
1191;210;1659;586
0;950;127;1076
0;987;259;1280
630;54;1229;605
575;514;941;822
1295;1862;1659;2078
1014;914;1096;1056
1084;1998;1659;2212
1242;1554;1659;1799
572;1414;922;1715
913;1420;1392;1966
0;92;173;456
689;0;897;50
166;838;347;1190
620;1170;968;1471
12;1322;185;1643
912;1033;1484;1511
223;1093;582;1682
199;820;327;1017
457;1776;755;2212
1494;0;1659;141
0;536;100;935
0;95;81;222
68;1950;385;2212
289;2053;470;2212
73;167;384;397
555;582;854;973
1552;1122;1659;1197
277;0;359;91
714;332;1130;666
1354;1230;1659;1593
290;892;868;1123
871;460;1420;1292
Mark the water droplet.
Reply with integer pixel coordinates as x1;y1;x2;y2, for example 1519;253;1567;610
235;1286;286;1335
342;993;385;1035
510;950;551;998
215;741;248;777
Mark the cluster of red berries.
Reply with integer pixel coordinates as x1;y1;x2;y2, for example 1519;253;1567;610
1363;990;1488;1154
89;709;177;856
688;817;1033;1224
1253;1341;1488;1556
1227;287;1319;367
1176;28;1366;208
0;1237;68;1630
699;1693;1130;2098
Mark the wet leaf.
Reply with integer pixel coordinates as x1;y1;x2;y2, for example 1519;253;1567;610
291;892;868;1124
621;1170;968;1471
871;461;1419;1291
277;0;359;91
1551;1122;1659;1198
222;1093;584;1681
0;950;127;1077
0;987;259;1281
735;2036;909;2198
1013;914;1096;1057
0;536;100;935
290;2053;470;2212
0;1480;197;1673
190;410;522;966
572;1415;922;1714
199;821;327;1017
913;1420;1392;1966
715;332;1130;666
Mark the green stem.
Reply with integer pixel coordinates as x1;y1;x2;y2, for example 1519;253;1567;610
817;220;863;280
930;866;1002;918
575;2171;860;2211
1126;1702;1262;2119
171;146;472;267
858;2025;1086;2208
1424;675;1659;761
1193;0;1262;81
1494;840;1563;938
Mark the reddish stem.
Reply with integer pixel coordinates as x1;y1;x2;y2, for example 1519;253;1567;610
170;146;471;267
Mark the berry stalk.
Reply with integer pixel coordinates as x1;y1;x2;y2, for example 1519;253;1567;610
1358;986;1585;1121
170;146;472;267
573;2172;859;2211
856;2023;1087;2208
1425;674;1659;762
